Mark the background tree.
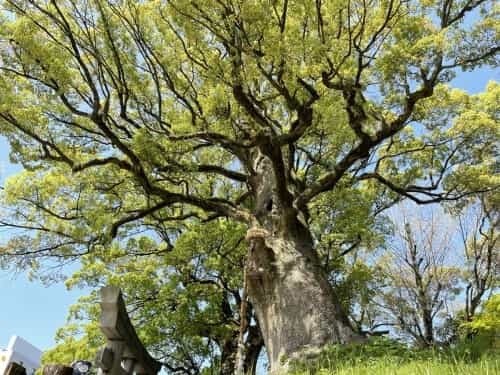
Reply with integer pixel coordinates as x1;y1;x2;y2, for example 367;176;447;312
456;196;499;322
364;198;499;347
374;205;462;347
43;220;264;375
0;0;498;371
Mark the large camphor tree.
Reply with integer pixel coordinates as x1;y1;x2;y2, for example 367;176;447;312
0;0;498;371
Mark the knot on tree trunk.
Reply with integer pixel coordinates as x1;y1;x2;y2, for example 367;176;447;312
245;227;271;242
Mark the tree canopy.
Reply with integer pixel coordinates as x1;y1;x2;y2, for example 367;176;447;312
0;0;498;372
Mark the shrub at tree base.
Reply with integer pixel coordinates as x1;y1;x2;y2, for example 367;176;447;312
461;295;500;352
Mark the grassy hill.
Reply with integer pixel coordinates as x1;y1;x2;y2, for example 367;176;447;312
293;357;499;375
289;337;499;375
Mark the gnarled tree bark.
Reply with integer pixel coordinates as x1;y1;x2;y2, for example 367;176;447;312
245;151;360;372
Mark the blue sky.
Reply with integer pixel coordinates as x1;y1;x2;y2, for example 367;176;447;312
0;67;497;354
0;141;86;352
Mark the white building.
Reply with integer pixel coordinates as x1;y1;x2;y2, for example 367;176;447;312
0;336;42;375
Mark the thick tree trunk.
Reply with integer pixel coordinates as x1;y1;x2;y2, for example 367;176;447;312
245;151;359;373
246;228;358;372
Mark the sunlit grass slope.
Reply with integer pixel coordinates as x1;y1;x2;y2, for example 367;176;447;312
289;337;499;375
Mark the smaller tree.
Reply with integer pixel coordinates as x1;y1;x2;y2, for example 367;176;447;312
457;196;499;322
376;205;462;347
41;219;263;375
462;294;500;347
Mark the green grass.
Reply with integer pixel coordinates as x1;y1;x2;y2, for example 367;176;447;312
295;357;499;375
289;337;500;375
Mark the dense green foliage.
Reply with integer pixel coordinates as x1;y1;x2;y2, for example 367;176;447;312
41;219;259;373
0;0;498;372
462;295;500;348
